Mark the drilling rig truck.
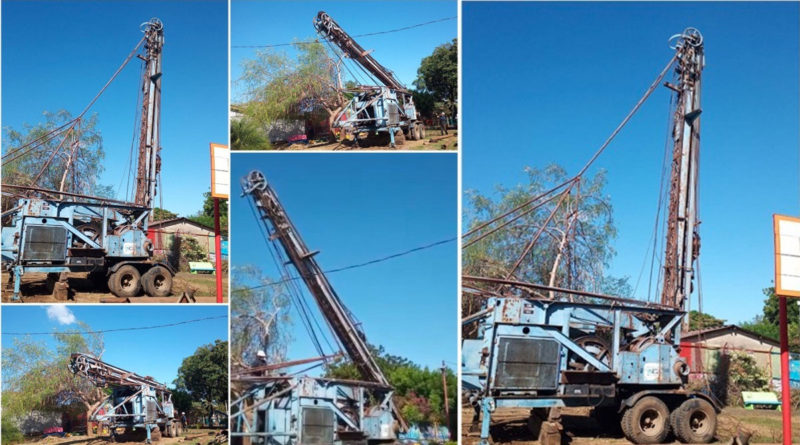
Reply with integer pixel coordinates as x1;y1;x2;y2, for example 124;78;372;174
314;11;424;148
462;28;717;445
231;170;406;445
70;353;182;443
1;19;174;300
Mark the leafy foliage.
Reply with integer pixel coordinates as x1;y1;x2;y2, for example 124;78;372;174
712;352;771;406
463;165;627;328
230;265;292;373
1;416;23;445
2;111;110;210
740;287;800;352
2;322;105;423
170;389;194;418
238;42;341;126
689;310;726;331
174;340;228;416
189;190;228;232
414;39;457;118
180;237;207;263
153;207;178;221
325;345;456;426
231;117;271;151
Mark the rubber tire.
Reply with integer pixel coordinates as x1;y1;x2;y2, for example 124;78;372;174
407;125;417;141
142;266;172;297
107;273;119;295
670;398;716;443
417;123;425;140
175;422;183;436
110;265;141;298
621;396;670;444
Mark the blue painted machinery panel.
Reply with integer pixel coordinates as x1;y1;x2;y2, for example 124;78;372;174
232;376;396;445
2;196;158;299
463;296;703;443
334;87;419;147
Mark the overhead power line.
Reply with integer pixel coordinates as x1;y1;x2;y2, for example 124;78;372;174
2;315;226;336
233;236;457;293
232;16;455;48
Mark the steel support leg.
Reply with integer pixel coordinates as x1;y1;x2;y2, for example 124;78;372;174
389;128;396;148
480;398;492;445
13;266;22;301
146;425;152;444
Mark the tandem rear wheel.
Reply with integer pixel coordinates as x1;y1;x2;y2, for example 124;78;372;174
621;396;716;444
108;264;173;298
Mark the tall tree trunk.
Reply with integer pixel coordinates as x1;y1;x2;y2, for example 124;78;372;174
548;213;577;299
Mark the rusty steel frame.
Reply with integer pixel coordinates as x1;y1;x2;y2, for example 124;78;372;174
660;28;704;310
134;19;164;209
313;11;407;93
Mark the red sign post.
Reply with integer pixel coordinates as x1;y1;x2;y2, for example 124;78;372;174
773;214;800;445
210;143;229;304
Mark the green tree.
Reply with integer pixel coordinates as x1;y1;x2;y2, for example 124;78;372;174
2;322;105;430
741;287;800;351
180;237;206;262
324;345;456;426
170;388;194;418
153;207;178;221
713;352;771;406
230;265;292;374
2;110;108;204
231;117;271;151
412;90;437;121
689;311;726;331
414;39;457;118
189;191;228;232
174;340;228;421
761;287;799;325
238;42;341;129
463;165;626;325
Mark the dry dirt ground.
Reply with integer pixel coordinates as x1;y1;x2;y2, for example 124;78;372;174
276;131;457;151
461;406;800;444
17;428;225;445
1;271;228;303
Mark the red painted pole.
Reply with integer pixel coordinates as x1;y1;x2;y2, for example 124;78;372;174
780;295;792;445
213;198;223;304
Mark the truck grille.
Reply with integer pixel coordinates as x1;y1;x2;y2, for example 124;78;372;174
494;337;560;390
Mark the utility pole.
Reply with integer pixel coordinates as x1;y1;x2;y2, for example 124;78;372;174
441;360;451;440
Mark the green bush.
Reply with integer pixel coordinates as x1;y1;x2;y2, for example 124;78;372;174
1;416;23;445
174;236;207;272
714;352;771;406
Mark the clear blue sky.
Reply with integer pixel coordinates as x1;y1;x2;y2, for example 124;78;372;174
1;305;228;386
2;1;228;216
230;0;456;102
463;2;799;325
231;153;457;371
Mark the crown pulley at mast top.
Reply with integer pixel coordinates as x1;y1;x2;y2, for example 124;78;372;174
669;27;704;50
